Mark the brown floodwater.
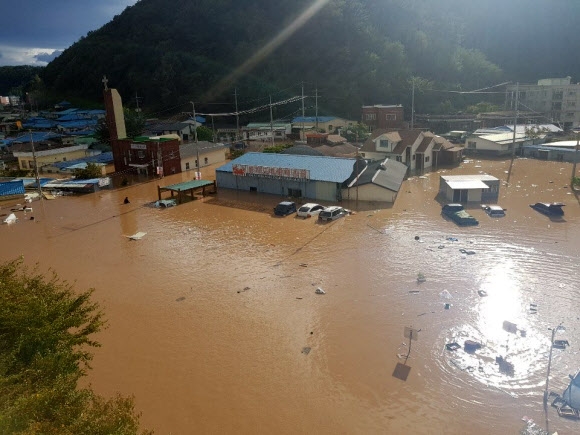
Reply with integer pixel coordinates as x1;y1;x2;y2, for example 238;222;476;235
1;157;579;434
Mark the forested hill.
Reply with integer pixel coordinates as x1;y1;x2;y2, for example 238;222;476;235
39;0;580;118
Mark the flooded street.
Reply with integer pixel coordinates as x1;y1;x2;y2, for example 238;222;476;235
1;157;579;434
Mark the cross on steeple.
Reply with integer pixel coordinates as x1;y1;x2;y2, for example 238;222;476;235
102;75;109;90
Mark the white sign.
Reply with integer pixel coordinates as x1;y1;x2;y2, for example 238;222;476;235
131;143;147;150
232;164;310;180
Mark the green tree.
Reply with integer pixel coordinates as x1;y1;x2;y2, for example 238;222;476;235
0;258;152;435
196;125;213;141
94;109;145;144
72;162;103;179
344;123;370;143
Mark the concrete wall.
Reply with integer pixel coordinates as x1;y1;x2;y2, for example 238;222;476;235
216;172;339;202
181;148;226;172
342;183;397;202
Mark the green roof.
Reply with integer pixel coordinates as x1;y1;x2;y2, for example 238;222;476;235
162;180;214;191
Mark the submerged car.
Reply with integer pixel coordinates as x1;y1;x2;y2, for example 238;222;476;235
529;202;565;217
318;206;348;222
297;203;325;218
481;204;505;217
441;203;479;226
273;201;297;216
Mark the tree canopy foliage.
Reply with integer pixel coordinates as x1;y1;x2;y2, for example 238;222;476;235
73;162;103;179
0;0;575;119
0;258;151;435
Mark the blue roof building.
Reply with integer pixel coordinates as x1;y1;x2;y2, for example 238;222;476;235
216;152;357;202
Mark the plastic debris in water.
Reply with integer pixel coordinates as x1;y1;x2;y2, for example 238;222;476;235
315;287;325;295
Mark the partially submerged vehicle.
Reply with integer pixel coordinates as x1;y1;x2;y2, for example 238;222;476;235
318;206;349;222
481;204;505;217
297;203;325;218
274;201;297;216
530;202;565;217
154;199;177;208
441;204;478;226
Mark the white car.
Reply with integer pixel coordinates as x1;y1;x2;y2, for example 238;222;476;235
297;203;325;218
481;204;505;217
318;206;349;222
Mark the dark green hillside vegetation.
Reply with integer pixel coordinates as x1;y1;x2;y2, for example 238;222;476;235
0;66;43;95
41;0;510;118
0;259;151;435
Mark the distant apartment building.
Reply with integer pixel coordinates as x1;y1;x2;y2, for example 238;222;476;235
361;104;405;131
505;77;580;129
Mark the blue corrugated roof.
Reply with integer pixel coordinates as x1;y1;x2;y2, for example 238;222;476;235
50;152;113;170
217;152;356;183
0;180;25;197
55;108;79;115
292;116;338;123
58;120;98;128
4;131;62;144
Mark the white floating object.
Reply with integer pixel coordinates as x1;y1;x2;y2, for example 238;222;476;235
126;231;147;240
3;213;17;224
315;287;326;295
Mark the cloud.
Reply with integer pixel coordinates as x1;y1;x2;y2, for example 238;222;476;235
0;45;62;66
34;50;64;63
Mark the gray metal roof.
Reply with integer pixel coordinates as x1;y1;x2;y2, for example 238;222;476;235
350;158;407;192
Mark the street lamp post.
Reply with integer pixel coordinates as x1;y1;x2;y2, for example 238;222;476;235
572;129;579;188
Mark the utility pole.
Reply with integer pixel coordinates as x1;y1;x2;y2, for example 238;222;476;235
411;78;415;130
269;95;274;147
135;93;141;113
315;88;319;130
356;131;359;208
211;115;216;143
234;88;240;142
511;82;519;159
572;130;579;187
191;101;199;144
301;82;305;141
191;101;200;179
29;131;42;199
157;142;163;178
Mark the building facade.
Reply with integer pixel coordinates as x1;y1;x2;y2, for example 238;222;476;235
439;175;500;203
112;136;181;176
505;77;580;129
361;105;405;131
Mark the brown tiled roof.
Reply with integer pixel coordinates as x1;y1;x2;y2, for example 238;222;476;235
361;129;423;154
314;143;358;157
416;136;433;153
390;130;423;154
326;134;347;144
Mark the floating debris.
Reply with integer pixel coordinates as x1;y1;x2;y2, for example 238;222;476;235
176;297;185;302
417;272;426;283
301;347;311;355
446;342;460;351
553;340;570;350
464;340;482;353
477;290;488;297
126;231;147;240
315;287;326;295
496;355;515;376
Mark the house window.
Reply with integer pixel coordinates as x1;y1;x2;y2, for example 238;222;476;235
137;150;145;159
412;154;416;161
186;162;190;170
365;113;376;121
22;161;27;169
552;102;562;110
566;112;575;118
379;139;389;148
386;114;396;120
425;156;430;162
63;157;67;161
468;141;477;149
195;160;198;167
204;157;208;164
396;156;402;162
28;160;35;168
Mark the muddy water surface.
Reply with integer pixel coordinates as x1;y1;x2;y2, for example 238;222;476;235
1;158;579;434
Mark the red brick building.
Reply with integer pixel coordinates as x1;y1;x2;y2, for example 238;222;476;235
103;86;181;176
361;105;405;131
112;136;181;177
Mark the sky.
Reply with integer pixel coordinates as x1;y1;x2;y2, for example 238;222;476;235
0;0;139;67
